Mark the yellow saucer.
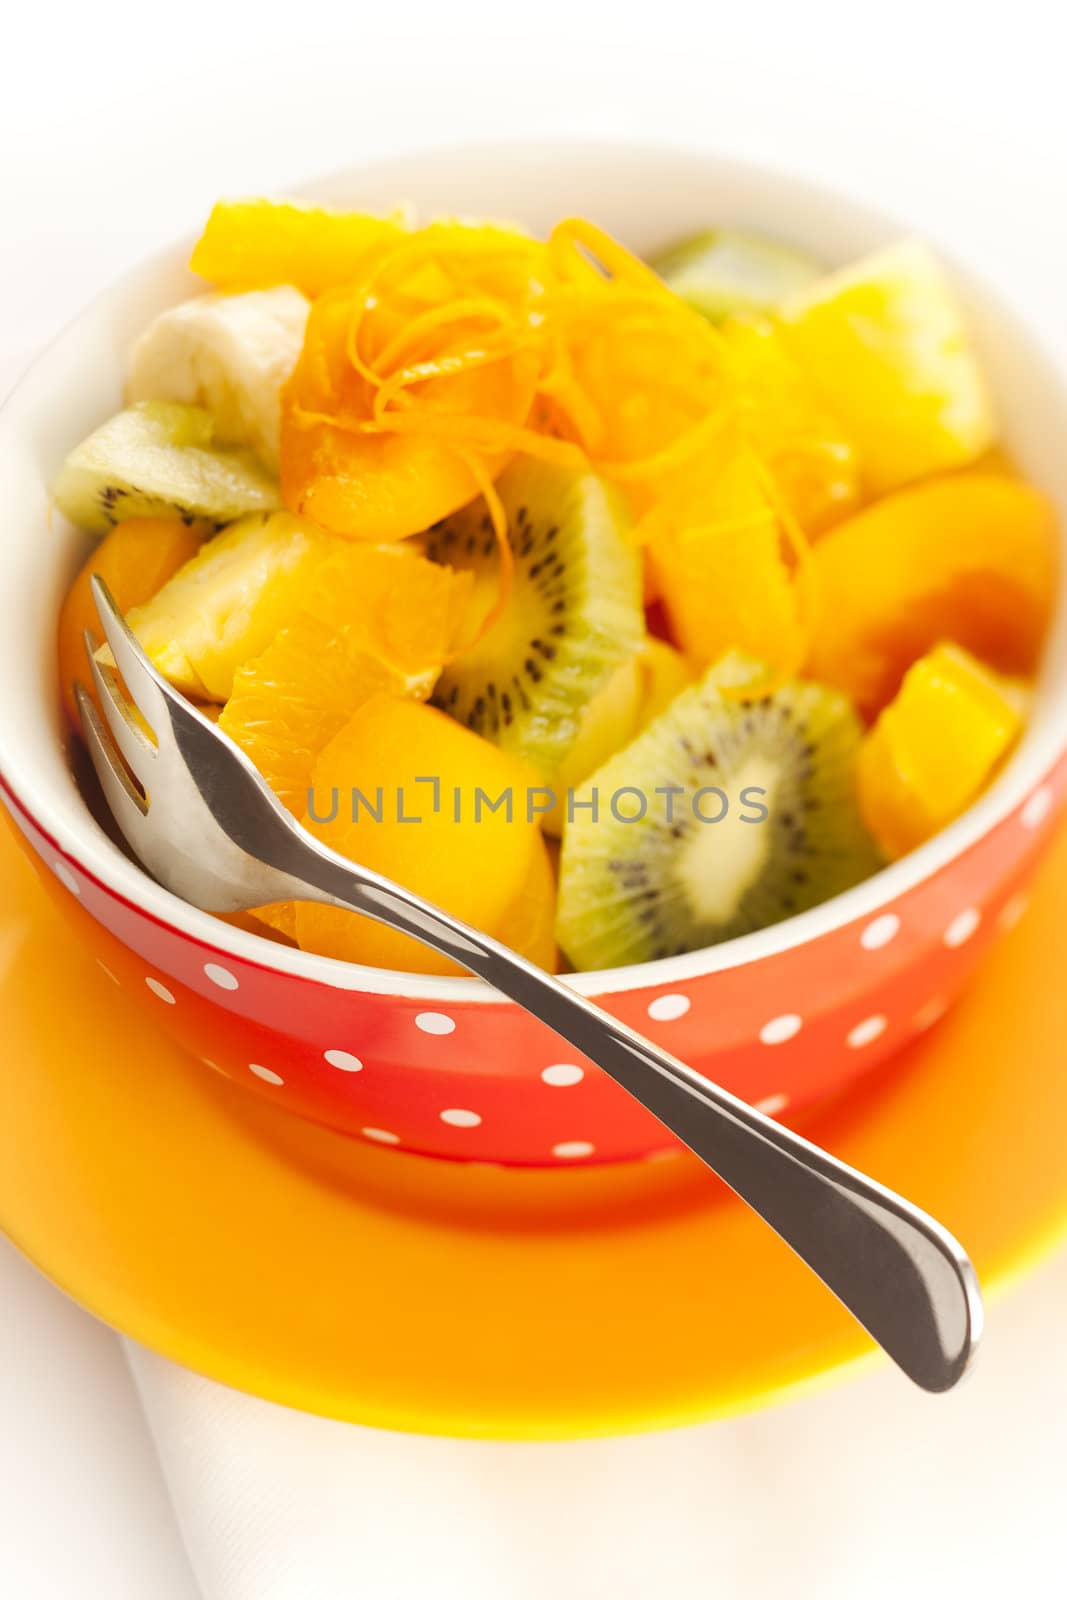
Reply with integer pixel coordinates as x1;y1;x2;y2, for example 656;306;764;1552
3;818;1067;1439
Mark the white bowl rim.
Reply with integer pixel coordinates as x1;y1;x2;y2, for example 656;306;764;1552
1;137;1065;1004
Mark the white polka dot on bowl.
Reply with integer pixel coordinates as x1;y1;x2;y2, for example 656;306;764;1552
860;912;900;951
203;961;239;991
362;1127;400;1145
541;1063;585;1087
414;1012;456;1036
1021;786;1053;830
647;994;690;1022
944;907;981;948
440;1108;482;1128
553;1140;595;1159
847;1015;887;1049
144;976;175;1004
248;1063;284;1085
52;860;80;896
759;1013;803;1046
324;1048;363;1072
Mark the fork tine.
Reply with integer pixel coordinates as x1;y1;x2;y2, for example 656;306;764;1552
88;573;173;730
75;682;150;850
85;633;157;780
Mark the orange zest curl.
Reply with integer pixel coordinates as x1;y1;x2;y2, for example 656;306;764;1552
207;203;830;663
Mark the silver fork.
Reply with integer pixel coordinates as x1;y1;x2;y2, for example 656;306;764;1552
78;574;982;1393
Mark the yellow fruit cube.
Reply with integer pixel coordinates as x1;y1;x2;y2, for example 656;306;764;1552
190;199;406;297
778;242;996;495
294;698;539;975
858;643;1028;859
126;512;332;699
126;512;468;703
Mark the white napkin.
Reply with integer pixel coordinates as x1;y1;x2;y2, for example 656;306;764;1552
125;1258;1067;1600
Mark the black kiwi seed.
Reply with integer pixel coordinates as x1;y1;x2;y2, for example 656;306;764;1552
425;459;643;776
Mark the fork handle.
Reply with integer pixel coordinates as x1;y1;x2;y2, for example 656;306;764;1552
290;848;981;1392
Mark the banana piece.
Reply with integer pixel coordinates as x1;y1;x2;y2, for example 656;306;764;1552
125;286;309;469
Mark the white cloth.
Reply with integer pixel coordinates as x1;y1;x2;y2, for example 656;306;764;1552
126;1249;1067;1600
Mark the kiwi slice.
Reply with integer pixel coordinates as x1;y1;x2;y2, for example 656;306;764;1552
652;229;822;322
556;653;880;971
52;400;280;536
425;458;644;776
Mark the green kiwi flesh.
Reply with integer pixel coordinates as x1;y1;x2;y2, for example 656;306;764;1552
52;401;280;536
555;653;881;971
652;229;823;322
425;458;644;777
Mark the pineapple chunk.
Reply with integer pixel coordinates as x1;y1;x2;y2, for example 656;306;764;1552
778;242;996;494
125;511;332;699
858;643;1028;859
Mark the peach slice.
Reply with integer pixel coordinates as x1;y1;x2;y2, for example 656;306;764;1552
806;474;1057;718
294;697;539;975
492;832;559;972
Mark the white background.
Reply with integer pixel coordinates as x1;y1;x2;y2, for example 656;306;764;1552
4;2;1067;1594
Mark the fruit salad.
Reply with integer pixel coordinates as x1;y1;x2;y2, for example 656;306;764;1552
55;200;1059;976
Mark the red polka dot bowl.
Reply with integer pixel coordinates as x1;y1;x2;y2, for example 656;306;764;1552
1;144;1065;1167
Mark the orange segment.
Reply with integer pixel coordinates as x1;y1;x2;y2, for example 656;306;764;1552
645;452;806;675
190;200;406;297
217;546;472;810
129;514;471;702
297;542;474;684
806;474;1057;718
858;644;1028;858
280;413;497;544
57;516;205;726
219;619;412;814
722;315;861;535
294;697;539;975
279;229;545;540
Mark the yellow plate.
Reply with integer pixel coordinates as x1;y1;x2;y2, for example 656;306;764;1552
3;818;1067;1439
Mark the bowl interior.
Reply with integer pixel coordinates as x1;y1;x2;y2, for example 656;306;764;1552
2;141;1066;1001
